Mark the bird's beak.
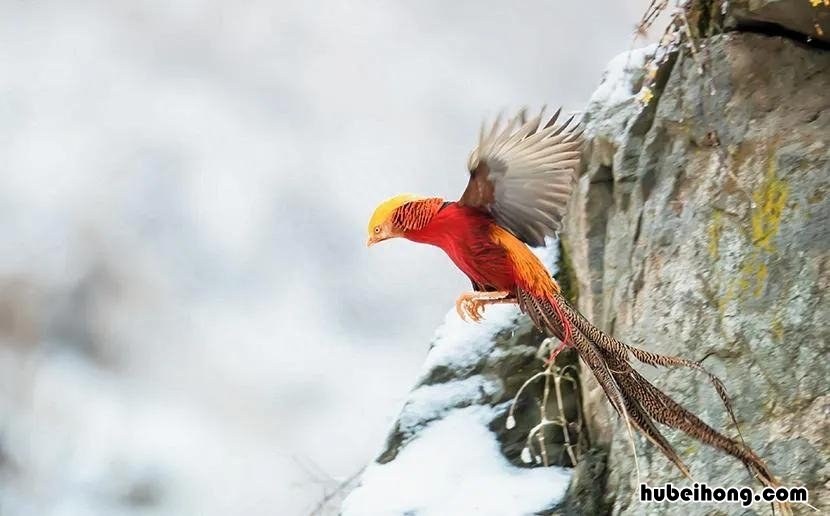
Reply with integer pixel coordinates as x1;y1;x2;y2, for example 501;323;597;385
368;232;394;247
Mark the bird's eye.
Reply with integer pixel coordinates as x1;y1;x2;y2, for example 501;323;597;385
373;226;381;234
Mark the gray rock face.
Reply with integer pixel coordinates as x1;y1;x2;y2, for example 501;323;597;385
565;30;829;515
725;0;830;44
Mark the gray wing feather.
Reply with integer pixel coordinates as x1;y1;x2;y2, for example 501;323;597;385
461;108;582;246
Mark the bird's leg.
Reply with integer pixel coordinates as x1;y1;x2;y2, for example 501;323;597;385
455;291;514;322
545;342;567;367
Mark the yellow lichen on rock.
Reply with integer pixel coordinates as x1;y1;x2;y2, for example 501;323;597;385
708;211;723;260
751;153;789;253
717;147;789;310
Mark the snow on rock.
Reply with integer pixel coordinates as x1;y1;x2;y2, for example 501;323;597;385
342;406;571;516
396;375;503;437
343;240;580;514
584;45;656;146
419;305;520;378
586;45;655;109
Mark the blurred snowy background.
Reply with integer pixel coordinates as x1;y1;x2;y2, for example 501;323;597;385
0;1;656;514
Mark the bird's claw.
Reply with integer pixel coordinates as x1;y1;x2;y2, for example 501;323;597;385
455;295;485;323
455;291;513;323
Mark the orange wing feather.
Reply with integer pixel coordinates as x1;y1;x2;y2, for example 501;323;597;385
488;225;560;299
490;224;573;348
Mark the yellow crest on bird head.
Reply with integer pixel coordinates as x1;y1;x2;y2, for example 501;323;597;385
367;193;425;234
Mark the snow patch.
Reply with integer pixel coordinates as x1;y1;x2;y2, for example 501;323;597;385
587;45;656;109
342;406;571;516
420;305;519;376
397;375;503;436
530;237;561;272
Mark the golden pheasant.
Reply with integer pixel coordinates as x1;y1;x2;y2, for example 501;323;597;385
366;108;784;499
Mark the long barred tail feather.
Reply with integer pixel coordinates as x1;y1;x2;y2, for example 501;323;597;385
548;294;572;347
517;289;573;347
612;368;693;480
515;287;782;492
553;292;746;448
562;316;645;483
622;367;778;487
517;289;644;482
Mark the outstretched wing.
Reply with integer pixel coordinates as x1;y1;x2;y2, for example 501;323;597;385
459;108;582;247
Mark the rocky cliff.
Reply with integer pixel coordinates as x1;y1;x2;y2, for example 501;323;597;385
568;8;829;514
344;2;829;514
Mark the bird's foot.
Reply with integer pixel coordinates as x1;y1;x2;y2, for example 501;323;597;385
455;291;512;322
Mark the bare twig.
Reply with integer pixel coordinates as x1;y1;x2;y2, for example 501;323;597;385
308;466;366;516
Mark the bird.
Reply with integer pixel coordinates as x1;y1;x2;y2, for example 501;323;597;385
366;108;787;504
